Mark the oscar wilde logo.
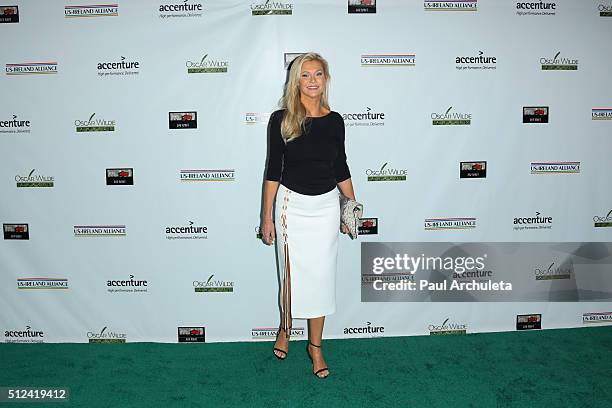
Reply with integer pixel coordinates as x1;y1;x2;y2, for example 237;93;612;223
513;212;552;230
17;278;68;290
180;169;235;181
592;108;612;120
530;162;580;174
165;221;208;239
432;106;471;125
159;0;204;18
15;169;54;187
178;327;205;342
342;107;385;127
361;54;415;67
1;115;31;133
424;1;477;11
6;62;57;75
517;314;541;330
455;51;497;70
107;274;148;293
594;210;612;228
366;163;406;181
534;260;572;280
540;52;578;70
169;111;197;129
193;275;234;293
3;223;29;240
251;1;293;15
106;168;133;185
186;54;229;73
599;3;612;16
74;225;126;237
523;106;549;123
97;56;140;77
349;0;376;14
516;1;556;16
428;318;467;335
75;113;115;132
65;4;118;18
4;326;44;343
343;322;385;336
87;326;126;343
460;161;486;178
0;6;18;23
425;218;476;230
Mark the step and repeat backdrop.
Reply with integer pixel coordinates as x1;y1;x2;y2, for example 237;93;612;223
1;0;612;343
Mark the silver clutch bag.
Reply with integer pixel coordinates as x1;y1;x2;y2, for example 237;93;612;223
339;194;363;240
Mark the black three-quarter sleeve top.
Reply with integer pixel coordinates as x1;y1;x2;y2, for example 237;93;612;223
265;109;351;196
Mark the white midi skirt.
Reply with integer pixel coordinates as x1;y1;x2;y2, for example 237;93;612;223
275;184;340;331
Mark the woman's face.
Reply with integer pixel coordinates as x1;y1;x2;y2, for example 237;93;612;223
298;60;326;100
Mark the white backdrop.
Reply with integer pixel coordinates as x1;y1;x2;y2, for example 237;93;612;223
1;0;612;343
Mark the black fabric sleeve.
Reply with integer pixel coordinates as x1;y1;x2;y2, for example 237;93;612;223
264;111;285;182
333;114;351;183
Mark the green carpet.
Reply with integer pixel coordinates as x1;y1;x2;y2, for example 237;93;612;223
1;326;611;407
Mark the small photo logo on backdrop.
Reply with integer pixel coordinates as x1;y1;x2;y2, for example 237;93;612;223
594;210;612;228
6;62;57;75
251;1;293;15
361;54;415;67
455;51;497;70
106;168;133;185
4;326;44;343
583;312;612;324
15;169;54;188
540;52;578;70
17;278;68;290
65;4;118;18
428;319;467;335
348;0;376;14
517;314;541;330
178;327;205;342
193;275;234;293
366;163;406;181
165;221;208;240
74;225;126;237
245;112;271;125
87;326;126;343
159;1;204;18
107;275;149;293
425;218;476;230
75;113;115;132
530;162;580;174
186;54;229;73
516;1;556;16
0;5;18;23
599;3;612;16
358;218;378;235
523;106;549;123
460;161;486;178
425;0;477;11
344;322;384;336
251;327;305;339
592;108;612;120
169;112;197;129
3;223;29;240
342;107;385;127
0;115;31;134
534;261;572;281
284;53;304;69
432;106;471;125
97;56;140;77
180;169;235;181
513;212;553;231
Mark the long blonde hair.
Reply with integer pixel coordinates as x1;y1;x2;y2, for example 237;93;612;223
280;52;331;142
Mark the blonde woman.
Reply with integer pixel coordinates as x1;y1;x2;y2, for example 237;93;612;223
261;52;356;379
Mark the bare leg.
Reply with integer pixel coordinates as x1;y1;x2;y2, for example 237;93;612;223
273;316;292;358
307;316;329;378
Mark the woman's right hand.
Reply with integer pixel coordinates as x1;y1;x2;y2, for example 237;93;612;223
261;219;276;245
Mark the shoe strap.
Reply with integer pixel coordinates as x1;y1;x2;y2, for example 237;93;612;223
308;341;322;348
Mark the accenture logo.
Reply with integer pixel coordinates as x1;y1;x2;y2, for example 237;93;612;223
159;0;204;18
342;107;385;127
455;51;497;70
97;56;140;77
516;1;556;16
0;115;30;133
343;322;385;336
513;212;552;231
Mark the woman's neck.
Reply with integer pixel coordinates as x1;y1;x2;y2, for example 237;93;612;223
300;95;327;117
